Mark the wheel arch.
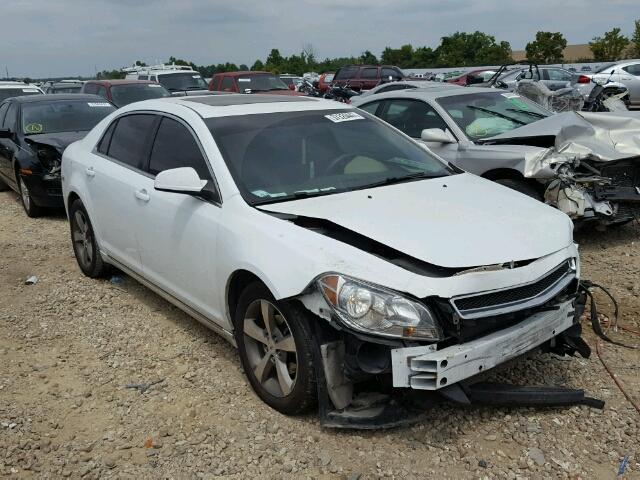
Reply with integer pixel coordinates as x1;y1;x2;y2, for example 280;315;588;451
66;191;81;211
226;269;272;327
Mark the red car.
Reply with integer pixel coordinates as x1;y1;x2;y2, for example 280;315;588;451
209;71;304;95
81;80;170;107
446;69;497;86
332;65;404;91
315;72;334;93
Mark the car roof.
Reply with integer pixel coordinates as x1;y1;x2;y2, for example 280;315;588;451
213;71;271;77
119;94;351;118
85;79;159;86
0;83;41;89
354;85;497;103
9;93;107;104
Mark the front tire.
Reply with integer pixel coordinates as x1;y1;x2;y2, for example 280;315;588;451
234;282;317;415
17;175;43;217
69;199;108;278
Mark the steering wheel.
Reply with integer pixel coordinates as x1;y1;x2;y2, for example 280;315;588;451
323;152;371;175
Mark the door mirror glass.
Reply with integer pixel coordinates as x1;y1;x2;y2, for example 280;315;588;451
154;167;207;194
420;128;455;144
0;128;13;139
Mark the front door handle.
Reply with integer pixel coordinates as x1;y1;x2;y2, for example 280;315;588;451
134;189;150;202
85;167;95;177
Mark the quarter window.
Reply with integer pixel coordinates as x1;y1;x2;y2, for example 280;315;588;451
106;114;156;169
381;100;448;138
148;117;211;179
97;120;117;154
360;68;378;79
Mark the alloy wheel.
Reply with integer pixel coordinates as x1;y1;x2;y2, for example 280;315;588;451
19;178;31;211
72;210;94;269
242;299;298;397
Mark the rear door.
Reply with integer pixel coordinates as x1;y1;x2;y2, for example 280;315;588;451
88;113;157;273
135;115;225;323
620;63;640;104
358;67;379;90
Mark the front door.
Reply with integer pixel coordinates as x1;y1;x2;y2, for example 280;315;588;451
135;116;225;325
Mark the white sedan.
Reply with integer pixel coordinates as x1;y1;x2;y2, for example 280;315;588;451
61;94;585;425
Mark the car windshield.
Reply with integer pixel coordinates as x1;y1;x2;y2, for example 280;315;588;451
0;88;42;102
236;74;289;92
110;83;170;107
206;109;454;205
324;74;334;82
158;73;207;91
21;100;116;135
436;92;551;140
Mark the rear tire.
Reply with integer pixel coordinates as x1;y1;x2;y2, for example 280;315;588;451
234;282;317;415
495;178;542;200
69;199;108;278
17;175;44;217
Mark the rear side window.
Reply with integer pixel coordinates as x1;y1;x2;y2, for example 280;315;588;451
360;68;378;79
106;114;156;169
622;64;640;76
221;77;235;91
335;67;358;80
148;117;211;179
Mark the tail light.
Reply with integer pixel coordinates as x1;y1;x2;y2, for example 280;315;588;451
577;75;591;84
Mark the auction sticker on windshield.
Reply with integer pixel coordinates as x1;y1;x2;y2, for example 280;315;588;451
25;123;43;134
325;112;364;123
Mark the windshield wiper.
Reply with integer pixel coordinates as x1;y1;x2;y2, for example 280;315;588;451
365;171;447;189
467;105;527;125
505;108;546;119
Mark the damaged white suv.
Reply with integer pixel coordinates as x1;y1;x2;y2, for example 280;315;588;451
62;94;588;427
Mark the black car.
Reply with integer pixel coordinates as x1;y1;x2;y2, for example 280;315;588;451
0;94;116;216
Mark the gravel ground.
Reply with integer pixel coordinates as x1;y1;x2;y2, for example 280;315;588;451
0;189;639;480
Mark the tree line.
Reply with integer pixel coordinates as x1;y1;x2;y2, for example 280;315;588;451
95;20;640;79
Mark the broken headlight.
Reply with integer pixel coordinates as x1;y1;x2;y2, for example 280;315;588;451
36;145;61;175
318;274;442;341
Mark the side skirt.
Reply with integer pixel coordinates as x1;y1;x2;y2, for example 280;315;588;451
105;255;237;347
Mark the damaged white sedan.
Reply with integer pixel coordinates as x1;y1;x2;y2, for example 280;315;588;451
354;87;640;228
62;94;596;428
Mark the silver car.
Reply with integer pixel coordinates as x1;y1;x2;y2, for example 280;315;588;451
588;59;640;109
355;87;640;227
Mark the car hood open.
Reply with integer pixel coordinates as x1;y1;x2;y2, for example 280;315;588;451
483;111;640;161
258;173;572;269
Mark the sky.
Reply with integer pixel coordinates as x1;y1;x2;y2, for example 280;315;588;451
3;0;639;78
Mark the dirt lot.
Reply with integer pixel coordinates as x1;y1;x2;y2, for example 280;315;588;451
0;190;638;480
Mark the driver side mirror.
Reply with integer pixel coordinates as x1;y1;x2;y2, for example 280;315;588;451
0;128;13;139
420;128;455;144
154;167;208;195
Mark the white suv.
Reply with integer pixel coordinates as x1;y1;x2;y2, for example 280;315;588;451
61;95;584;424
0;81;44;101
123;64;209;95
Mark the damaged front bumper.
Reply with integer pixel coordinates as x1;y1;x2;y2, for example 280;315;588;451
391;299;574;390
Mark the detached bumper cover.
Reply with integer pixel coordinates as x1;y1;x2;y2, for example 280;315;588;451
391;300;575;390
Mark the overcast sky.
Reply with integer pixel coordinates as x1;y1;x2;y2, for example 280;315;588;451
3;0;639;78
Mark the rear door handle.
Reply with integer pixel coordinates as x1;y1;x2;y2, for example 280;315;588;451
85;167;95;177
134;189;150;202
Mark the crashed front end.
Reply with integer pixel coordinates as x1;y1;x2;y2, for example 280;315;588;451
294;248;591;428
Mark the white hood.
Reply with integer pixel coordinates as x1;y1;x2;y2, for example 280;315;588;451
259;173;572;269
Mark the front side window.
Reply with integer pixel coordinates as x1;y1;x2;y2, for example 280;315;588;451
105;114;156;169
381;68;402;79
21;100;115;135
380;99;448;138
436;92;550;140
359;101;381;115
360;68;378;79
110;83;170;107
157;73;207;92
206;109;453;205
148;117;210;179
235;74;288;92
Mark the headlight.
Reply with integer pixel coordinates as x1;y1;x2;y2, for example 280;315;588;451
317;274;442;341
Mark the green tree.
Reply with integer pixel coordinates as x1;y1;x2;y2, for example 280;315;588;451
251;59;264;71
381;44;414;67
589;27;629;61
265;49;285;72
630;19;640;57
238;64;249;71
525;31;567;64
358;50;378;64
437;32;512;67
411;46;437;67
